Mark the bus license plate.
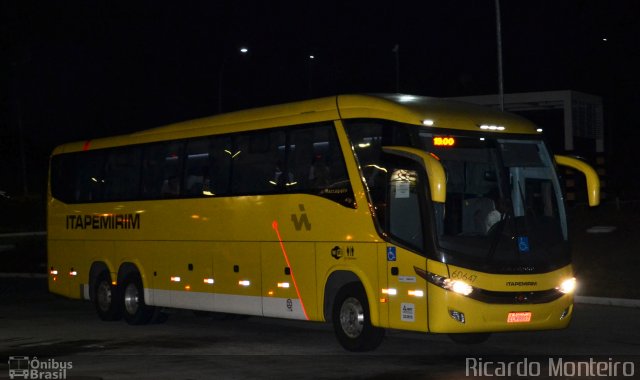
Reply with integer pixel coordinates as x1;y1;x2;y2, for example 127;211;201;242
507;312;532;323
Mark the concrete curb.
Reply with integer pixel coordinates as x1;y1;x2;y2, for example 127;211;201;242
575;295;640;308
0;273;48;279
0;231;46;238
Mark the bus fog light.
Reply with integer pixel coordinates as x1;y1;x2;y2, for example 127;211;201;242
449;309;465;323
557;277;577;294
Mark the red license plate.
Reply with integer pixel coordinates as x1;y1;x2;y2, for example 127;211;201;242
507;312;532;323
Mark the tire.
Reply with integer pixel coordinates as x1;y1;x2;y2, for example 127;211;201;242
448;333;491;344
150;308;169;324
121;273;155;325
332;283;385;352
93;271;122;321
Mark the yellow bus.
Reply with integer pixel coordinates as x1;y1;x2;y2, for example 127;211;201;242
48;94;599;351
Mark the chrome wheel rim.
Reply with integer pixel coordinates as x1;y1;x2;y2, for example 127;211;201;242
340;297;364;338
124;283;140;315
96;281;112;312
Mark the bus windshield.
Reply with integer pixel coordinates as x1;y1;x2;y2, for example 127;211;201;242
345;119;569;274
424;134;569;274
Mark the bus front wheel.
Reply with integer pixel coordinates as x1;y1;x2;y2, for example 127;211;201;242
332;283;385;352
93;271;122;321
121;273;155;325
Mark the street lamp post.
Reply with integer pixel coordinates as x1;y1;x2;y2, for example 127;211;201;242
495;0;505;111
308;54;315;98
392;44;400;93
218;47;249;113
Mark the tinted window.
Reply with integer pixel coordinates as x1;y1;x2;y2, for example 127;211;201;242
184;138;212;197
141;141;184;199
231;129;286;194
51;122;354;207
103;148;141;201
209;136;232;196
51;151;106;203
286;124;353;205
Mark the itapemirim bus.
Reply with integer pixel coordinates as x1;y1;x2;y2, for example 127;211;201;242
48;94;600;351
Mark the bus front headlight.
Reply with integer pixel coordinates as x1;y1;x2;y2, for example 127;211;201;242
422;271;474;296
444;279;474;296
557;277;577;294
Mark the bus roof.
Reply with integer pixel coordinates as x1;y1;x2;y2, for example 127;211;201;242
53;94;539;154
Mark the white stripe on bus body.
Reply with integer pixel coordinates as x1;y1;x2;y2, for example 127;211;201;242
145;288;306;320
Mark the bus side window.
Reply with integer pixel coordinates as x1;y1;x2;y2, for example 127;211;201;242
141;141;184;199
103;148;141;201
184;138;212;197
209;136;232;196
287;123;351;197
231;130;286;194
388;165;424;252
76;151;106;202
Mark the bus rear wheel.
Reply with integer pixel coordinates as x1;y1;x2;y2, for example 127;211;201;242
332;283;385;352
122;273;155;325
93;271;122;321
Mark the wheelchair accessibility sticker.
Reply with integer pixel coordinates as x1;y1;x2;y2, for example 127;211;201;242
517;236;530;253
387;246;396;262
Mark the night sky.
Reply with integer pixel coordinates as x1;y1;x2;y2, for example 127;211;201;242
2;1;640;197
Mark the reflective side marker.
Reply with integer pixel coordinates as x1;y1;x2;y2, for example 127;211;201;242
170;276;181;282
203;278;214;284
277;282;290;288
238;280;251;287
408;290;424;297
382;288;397;295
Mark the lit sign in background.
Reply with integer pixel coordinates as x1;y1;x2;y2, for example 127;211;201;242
433;136;456;147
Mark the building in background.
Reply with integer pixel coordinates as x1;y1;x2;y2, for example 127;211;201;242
449;90;606;204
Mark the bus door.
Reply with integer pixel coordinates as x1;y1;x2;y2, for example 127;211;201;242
383;159;429;332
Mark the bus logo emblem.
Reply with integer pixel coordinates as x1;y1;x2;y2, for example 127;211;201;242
331;246;343;260
291;204;311;231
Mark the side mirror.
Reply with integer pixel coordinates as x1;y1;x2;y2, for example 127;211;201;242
554;155;600;207
382;146;446;203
